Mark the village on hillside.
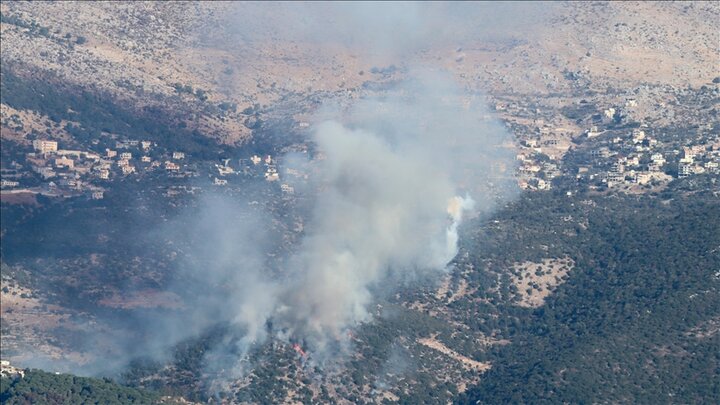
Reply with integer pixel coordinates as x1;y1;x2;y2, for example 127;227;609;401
2;87;719;203
0;133;305;201
497;83;720;193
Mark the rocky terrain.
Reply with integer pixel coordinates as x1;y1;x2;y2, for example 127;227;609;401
2;2;717;146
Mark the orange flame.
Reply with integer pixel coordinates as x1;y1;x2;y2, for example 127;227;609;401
292;343;307;357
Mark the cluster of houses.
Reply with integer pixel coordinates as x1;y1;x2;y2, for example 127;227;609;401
579;126;720;189
214;153;297;195
677;145;718;178
0;139;193;199
7;106;716;201
93;141;187;180
0;134;314;202
516;138;563;191
0;359;24;378
511;98;719;192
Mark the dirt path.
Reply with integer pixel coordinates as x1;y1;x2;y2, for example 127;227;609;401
418;336;491;372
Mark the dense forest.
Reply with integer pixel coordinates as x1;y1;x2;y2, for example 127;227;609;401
2;175;718;403
457;182;720;403
153;183;717;404
0;370;163;404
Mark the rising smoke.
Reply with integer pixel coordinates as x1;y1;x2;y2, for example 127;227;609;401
91;70;517;383
15;1;525;386
167;71;518;380
272;72;510;349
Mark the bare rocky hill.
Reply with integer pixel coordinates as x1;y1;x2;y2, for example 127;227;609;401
2;2;717;147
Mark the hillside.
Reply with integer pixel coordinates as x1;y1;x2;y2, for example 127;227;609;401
2;2;718;147
1;2;719;404
0;369;180;404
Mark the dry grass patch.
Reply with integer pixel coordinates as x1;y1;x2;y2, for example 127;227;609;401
510;256;574;308
417;335;491;373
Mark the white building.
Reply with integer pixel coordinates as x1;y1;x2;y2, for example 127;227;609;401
216;165;234;176
705;161;719;173
683;147;696;161
651;153;666;166
679;162;693;178
172;152;185;160
606;172;624;187
281;184;294;194
1;180;19;188
37;167;56;179
0;360;25;378
55;157;74;169
265;167;279;182
603;107;616;120
56;150;83;158
632;129;646;144
587;125;600;138
32;140;58;154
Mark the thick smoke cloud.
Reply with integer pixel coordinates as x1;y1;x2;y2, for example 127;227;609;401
272;73;513;345
279;119;465;340
182;71;517;375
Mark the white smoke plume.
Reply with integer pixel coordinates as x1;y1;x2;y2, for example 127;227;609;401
279;120;467;339
135;72;517;385
198;71;519;369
